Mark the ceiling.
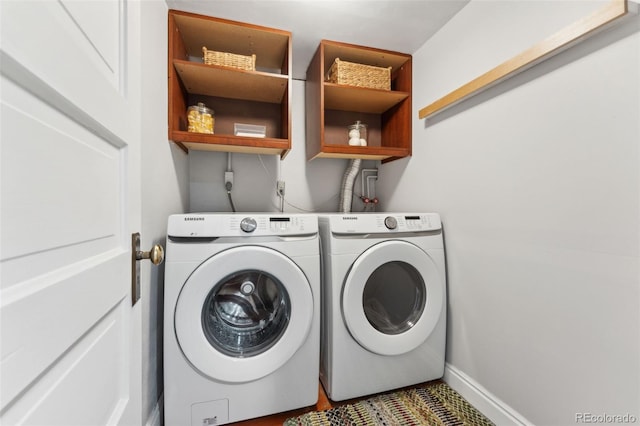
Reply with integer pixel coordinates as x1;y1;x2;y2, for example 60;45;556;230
165;0;470;79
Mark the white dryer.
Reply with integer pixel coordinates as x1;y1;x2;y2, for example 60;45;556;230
164;213;320;425
318;213;446;401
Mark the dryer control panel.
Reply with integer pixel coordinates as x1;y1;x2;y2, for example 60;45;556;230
168;213;318;238
321;213;441;235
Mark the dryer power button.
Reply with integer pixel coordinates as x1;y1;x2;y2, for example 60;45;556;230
384;216;398;230
240;217;257;233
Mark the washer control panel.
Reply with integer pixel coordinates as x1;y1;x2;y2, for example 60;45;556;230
322;213;441;235
168;214;318;238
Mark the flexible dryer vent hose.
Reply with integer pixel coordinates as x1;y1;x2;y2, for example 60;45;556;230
338;159;362;213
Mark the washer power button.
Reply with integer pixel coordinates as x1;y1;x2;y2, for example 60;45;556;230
384;216;398;230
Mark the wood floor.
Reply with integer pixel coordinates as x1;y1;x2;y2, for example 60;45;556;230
229;381;435;426
230;382;333;426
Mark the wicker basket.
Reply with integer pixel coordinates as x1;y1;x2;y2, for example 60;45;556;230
202;47;256;71
327;58;391;90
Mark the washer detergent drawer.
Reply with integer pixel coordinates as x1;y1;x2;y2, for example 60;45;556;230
175;245;313;383
341;240;444;356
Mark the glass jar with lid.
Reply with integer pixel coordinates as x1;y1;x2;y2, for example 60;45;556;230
187;102;215;134
348;120;367;146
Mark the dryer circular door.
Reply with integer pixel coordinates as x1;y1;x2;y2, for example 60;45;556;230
174;245;313;383
342;240;444;356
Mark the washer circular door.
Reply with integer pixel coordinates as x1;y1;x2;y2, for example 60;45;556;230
342;240;443;356
175;245;313;383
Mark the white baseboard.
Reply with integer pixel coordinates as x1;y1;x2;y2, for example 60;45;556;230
443;364;533;426
145;393;164;426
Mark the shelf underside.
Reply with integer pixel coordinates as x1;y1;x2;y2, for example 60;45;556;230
314;145;409;160
324;83;409;113
174;60;288;104
171;130;290;156
172;12;290;72
322;42;411;74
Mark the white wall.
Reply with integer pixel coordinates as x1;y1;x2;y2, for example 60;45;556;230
189;79;377;214
140;1;189;424
378;1;640;424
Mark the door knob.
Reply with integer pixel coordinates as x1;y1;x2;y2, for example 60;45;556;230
131;232;164;306
136;244;164;265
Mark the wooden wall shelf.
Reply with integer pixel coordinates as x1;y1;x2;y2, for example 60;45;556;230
306;40;412;162
418;0;630;120
324;84;409;114
173;61;288;104
168;10;292;158
171;131;290;155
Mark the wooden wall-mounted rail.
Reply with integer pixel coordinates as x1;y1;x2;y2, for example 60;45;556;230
418;0;630;120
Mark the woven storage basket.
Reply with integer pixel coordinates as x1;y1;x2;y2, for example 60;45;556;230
328;58;391;90
202;47;256;71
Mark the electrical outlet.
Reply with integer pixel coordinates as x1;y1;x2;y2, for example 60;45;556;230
276;180;285;197
224;171;234;190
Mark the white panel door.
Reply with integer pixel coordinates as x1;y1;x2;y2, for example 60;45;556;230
0;1;142;425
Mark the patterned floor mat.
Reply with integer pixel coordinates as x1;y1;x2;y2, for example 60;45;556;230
284;381;494;425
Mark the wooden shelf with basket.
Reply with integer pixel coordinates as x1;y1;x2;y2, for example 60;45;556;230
168;10;292;158
306;40;412;162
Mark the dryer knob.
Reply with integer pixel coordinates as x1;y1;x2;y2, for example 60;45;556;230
384;216;398;230
240;217;257;233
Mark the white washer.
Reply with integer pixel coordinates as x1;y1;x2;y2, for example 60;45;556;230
318;213;446;401
164;213;320;425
